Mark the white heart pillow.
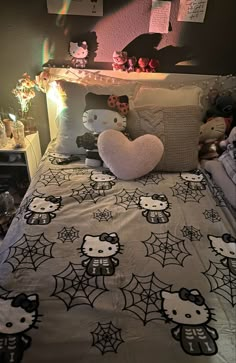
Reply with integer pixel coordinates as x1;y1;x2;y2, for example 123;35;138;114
97;130;164;180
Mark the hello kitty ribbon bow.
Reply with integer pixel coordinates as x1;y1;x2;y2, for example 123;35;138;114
179;288;204;306
107;95;129;116
100;232;119;244
12;293;39;313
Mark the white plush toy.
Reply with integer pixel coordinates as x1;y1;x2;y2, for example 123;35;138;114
76;92;129;167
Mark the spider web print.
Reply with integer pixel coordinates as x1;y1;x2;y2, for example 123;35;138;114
91;321;124;355
71;185;101;204
142;231;191;267
171;182;204;203
115;189;147;210
52;262;108;310
203;209;221;223
181;226;203;242
0;286;11;299
15;190;44;221
93;209;113;222
203;261;236;307
136;172;164;186
38;168;72;187
58;227;80;243
6;233;55;272
120;273;172;325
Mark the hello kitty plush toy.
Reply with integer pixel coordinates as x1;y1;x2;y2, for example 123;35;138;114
112;51;128;71
69;41;88;68
76;92;129;167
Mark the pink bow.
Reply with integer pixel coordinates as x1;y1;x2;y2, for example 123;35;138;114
107;95;129;116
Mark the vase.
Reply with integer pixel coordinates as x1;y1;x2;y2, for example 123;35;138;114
21;117;37;135
12;120;26;148
3;119;12;138
0;120;8;148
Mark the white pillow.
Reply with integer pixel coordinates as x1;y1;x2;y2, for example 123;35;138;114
54;79;139;155
134;85;203;108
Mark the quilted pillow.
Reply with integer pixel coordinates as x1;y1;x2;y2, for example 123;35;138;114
127;105;202;172
54;79;139;155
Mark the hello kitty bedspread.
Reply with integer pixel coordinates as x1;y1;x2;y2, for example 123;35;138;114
0;146;235;363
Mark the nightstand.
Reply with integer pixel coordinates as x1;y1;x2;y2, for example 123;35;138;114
0;131;42;181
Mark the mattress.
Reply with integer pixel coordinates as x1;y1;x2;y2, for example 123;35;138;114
0;144;235;363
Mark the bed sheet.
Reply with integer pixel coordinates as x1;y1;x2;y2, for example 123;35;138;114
0;145;235;363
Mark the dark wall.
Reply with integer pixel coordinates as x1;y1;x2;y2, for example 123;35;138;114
0;0;235;152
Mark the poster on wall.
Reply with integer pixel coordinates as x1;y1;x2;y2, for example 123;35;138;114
47;0;103;17
149;0;171;34
177;0;208;23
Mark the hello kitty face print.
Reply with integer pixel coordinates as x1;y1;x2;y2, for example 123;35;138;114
90;171;116;191
0;293;40;363
80;232;121;276
181;171;206;190
161;288;218;356
24;195;62;225
139;194;170;224
208;234;236;275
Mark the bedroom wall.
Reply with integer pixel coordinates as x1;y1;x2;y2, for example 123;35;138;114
0;0;235;153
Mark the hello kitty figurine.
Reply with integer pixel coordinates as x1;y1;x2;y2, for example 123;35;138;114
0;293;39;363
69;41;88;68
180;171;206;190
90;170;116;191
112;51;128;71
81;232;121;276
161;288;218;356
208;233;236;275
24;195;62;225
139;194;170;224
76;92;129;167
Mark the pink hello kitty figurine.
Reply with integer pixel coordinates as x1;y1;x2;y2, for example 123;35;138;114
112;51;128;71
69;41;88;68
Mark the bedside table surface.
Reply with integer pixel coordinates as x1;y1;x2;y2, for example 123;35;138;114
0;133;37;153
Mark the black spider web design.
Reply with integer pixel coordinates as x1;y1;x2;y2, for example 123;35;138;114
6;233;55;272
93;209;113;222
203;209;221;223
38;168;72;187
181;226;203;242
120;273;172;325
203;261;236;307
58;227;80;243
0;286;11;298
91;321;124;355
115;189;147;210
142;231;191;267
171;182;204;203
52;263;108;310
136;172;164;186
71;185;101;204
15;189;44;221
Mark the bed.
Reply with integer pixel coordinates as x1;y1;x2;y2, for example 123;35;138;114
0;70;235;363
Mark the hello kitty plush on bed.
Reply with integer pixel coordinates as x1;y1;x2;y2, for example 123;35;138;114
76;92;130;167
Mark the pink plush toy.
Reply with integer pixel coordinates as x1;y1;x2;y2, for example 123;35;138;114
112;51;128;71
136;57;150;72
97;129;164;180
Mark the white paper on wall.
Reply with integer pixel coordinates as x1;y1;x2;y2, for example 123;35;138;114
177;0;208;23
149;0;171;34
47;0;103;17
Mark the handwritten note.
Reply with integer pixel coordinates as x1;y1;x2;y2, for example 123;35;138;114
177;0;208;23
149;0;171;34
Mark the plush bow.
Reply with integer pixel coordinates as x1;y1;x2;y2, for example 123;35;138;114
100;232;119;244
222;233;236;243
179;288;204;306
11;293;39;313
107;95;129;116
